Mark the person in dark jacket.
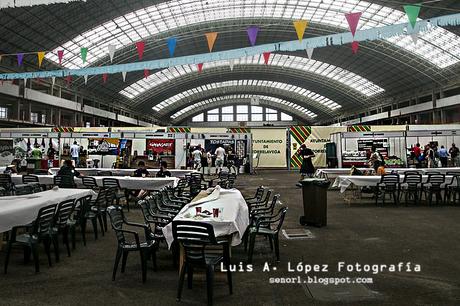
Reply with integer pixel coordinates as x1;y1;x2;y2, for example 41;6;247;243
57;159;81;178
133;161;150;177
156;161;172;178
299;144;315;178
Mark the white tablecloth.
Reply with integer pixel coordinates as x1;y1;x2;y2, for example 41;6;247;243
332;175;454;193
11;174;55;186
315;167;460;179
11;175;178;190
162;187;249;248
0;188;95;233
48;167;195;177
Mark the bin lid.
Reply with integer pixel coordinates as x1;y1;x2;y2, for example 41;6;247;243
300;178;331;187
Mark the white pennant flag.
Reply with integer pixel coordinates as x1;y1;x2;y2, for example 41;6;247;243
229;59;235;71
84;75;88;85
108;44;116;62
306;48;314;59
51;77;55;86
122;71;127;82
23;78;27;87
410;33;418;45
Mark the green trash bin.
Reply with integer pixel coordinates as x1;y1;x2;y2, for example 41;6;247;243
299;178;330;227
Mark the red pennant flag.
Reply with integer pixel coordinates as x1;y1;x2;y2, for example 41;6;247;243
136;41;145;60
263;52;271;64
345;12;362;37
57;50;64;65
144;69;150;79
197;63;203;73
102;73;108;83
65;75;72;86
351;41;359;54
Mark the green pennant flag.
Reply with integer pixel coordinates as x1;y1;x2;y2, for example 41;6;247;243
404;4;421;29
80;47;88;64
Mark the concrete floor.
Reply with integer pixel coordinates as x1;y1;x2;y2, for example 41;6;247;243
1;170;460;305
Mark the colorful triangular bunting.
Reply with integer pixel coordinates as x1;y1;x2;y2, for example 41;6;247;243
247;26;259;46
80;47;88;64
57;50;64;65
65;75;72;86
108;44;116;62
345;12;362;37
263;52;270;64
17;53;24;66
197;63;203;73
293;20;308;42
122;71;127;82
84;75;88;85
136;41;145;60
404;4;421;29
205;32;218;52
167;37;177;57
37;51;45;68
102;73;108;83
229;59;234;71
144;69;150;79
51;77;56;86
306;48;314;59
351;41;359;54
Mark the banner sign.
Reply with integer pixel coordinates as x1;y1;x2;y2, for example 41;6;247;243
205;139;234;153
88;138;119;155
290;126;346;168
252;128;286;168
146;139;175;155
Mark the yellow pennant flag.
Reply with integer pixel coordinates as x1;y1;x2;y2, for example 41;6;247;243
37;51;46;68
293;20;309;42
205;32;218;52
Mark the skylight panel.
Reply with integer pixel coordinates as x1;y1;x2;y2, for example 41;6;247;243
47;0;460;69
119;54;383;99
154;80;340;113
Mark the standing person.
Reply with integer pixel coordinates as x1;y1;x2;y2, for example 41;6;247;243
215;145;226;174
206;150;213;175
413;143;421;158
426;144;435;168
299;144;315;178
192;146;202;170
70;141;80;167
449;143;460;167
438;145;449;167
412;143;422;168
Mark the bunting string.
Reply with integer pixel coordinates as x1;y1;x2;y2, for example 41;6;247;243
1;12;460;80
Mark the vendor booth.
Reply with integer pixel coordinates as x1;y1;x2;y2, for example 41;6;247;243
59;131;188;169
331;131;407;168
188;132;252;173
0;131;60;173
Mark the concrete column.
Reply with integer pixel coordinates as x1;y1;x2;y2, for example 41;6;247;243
11;99;20;120
57;109;62;126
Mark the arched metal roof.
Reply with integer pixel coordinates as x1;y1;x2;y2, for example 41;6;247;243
1;0;459;124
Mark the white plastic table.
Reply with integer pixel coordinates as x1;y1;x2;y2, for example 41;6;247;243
162;187;249;248
0;188;95;233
